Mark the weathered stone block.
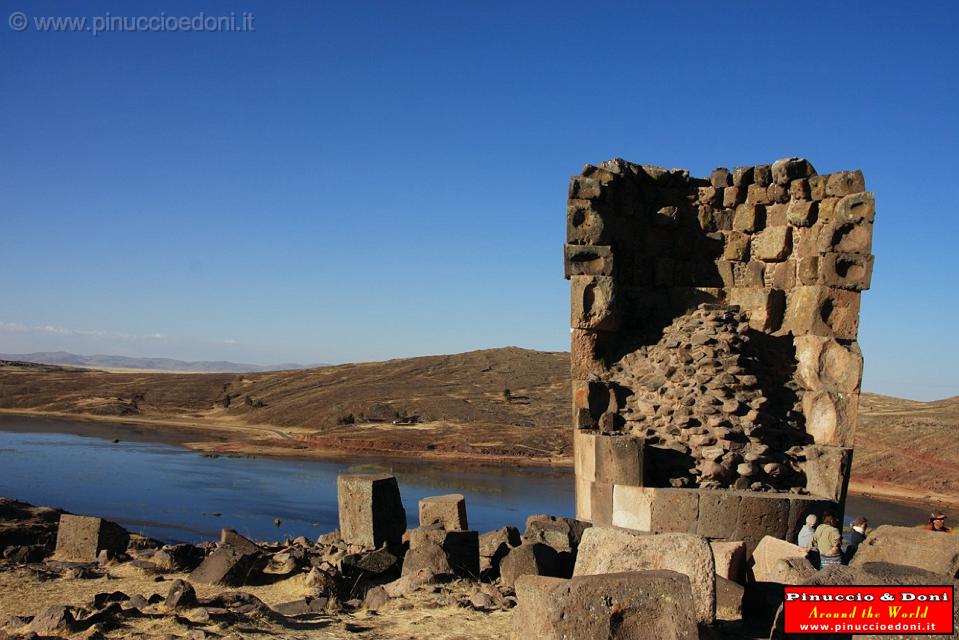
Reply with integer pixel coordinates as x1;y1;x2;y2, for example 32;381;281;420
825;170;865;197
574;429;596;482
418;494;467;531
500;542;562;588
567;199;610;245
337;474;406;549
850;526;959;577
765;202;788;226
796;255;819;285
564;244;614;278
711;167;732;188
405;525;479;578
752;226;792;261
594;435;643;486
766;260;796;290
189;543;265;586
54;515;129;562
733;260;765;287
570;275;618;331
512;572;700;640
783;286;861;339
767;182;789;203
733;494;790;556
733;166;754;187
745;183;770;205
723;186;741;208
788;178;810;201
710;540;746;583
574;527;716;624
818;252;874;291
728;287;785;332
835;191;875;224
786;200;817;227
795;336;863;393
716;575;744;622
575;476;592;521
802;390;859;447
568;175;601;200
799;445;853;502
570;329;606;379
697;491;742;539
732;203;763;233
722;230;751;261
818;220;873;255
479;526;521;574
751;536;816;584
612;486;699;534
808;175;828;201
771;157;816;185
590;481;613;526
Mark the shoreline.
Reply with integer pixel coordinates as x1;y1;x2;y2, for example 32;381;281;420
0;408;574;471
2;408;957;511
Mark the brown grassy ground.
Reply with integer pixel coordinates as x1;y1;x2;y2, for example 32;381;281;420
0;565;512;640
1;350;957;504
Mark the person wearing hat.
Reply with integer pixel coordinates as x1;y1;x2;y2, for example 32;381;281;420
843;516;868;562
927;513;952;533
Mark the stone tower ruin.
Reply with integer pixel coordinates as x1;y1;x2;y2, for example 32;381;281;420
565;157;874;551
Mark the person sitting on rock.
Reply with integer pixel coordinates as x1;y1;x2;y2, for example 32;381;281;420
842;516;868;562
927;513;952;533
813;511;843;568
797;513;817;551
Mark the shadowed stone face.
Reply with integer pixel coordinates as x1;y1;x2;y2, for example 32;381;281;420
565;157;873;537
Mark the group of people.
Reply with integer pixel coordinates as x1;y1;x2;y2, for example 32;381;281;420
796;511;951;569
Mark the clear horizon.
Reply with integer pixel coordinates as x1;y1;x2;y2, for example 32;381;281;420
2;1;958;400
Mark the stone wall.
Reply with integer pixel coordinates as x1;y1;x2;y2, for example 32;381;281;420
565;157;874;535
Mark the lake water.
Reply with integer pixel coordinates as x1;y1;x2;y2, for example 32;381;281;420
0;415;936;543
0;416;573;543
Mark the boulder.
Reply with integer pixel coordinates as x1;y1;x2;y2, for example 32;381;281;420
511;571;699;640
418;494;468;531
337;474;406;549
573;527;715;624
341;546;400;579
716;575;743;622
188;535;266;587
710;540;746;584
850;525;959;577
363;586;389;611
403;526;478;579
29;605;76;634
164;579;197;610
479;526;521;575
53;514;129;562
751;535;816;584
152;544;205;572
499;542;561;588
523;515;590;553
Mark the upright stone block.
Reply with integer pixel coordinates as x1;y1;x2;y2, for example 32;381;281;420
418;494;467;531
54;515;129;562
337;474;406;549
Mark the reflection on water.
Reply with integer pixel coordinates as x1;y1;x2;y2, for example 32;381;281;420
0;416;573;543
0;415;939;543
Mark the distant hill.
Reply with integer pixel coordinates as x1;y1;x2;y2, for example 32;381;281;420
0;351;315;373
0;347;957;502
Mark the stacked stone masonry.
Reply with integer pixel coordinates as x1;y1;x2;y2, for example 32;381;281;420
565;157;873;536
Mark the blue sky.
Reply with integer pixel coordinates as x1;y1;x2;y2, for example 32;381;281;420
1;1;957;399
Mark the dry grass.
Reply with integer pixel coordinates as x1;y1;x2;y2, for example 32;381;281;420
0;565;513;640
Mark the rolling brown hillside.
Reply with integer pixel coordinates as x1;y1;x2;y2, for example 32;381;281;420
1;350;957;502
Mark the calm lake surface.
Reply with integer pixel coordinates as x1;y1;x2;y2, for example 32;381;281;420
0;416;573;543
0;415;935;543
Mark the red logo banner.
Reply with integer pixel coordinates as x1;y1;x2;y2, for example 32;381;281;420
783;586;954;635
